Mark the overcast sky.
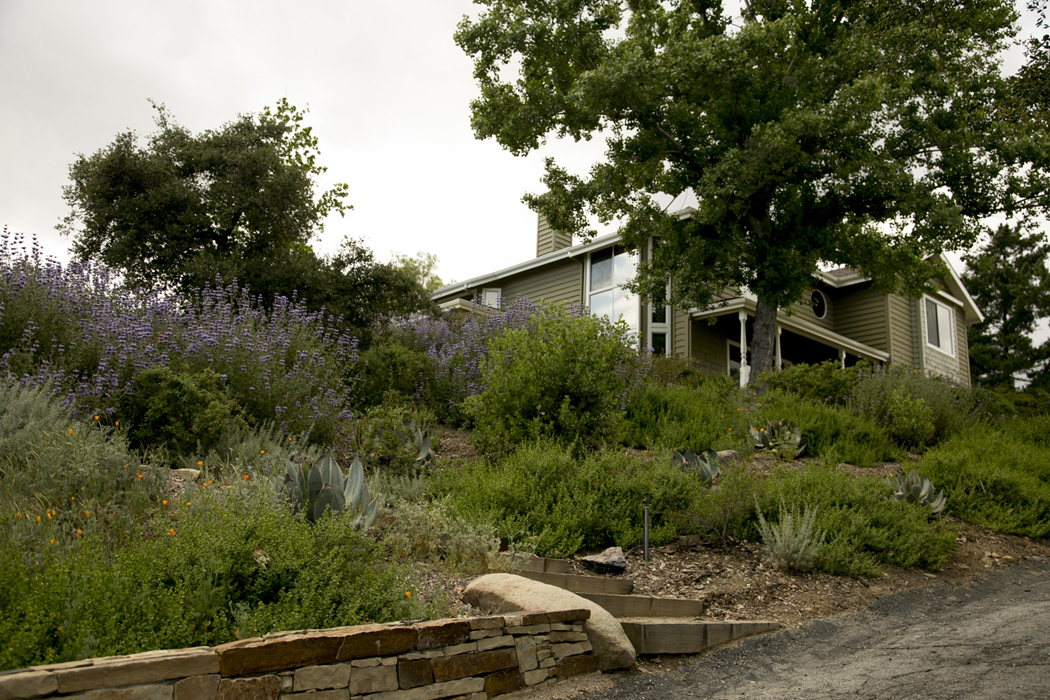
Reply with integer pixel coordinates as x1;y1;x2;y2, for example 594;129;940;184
0;0;1043;299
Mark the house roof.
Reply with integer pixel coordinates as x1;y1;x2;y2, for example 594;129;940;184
431;214;984;324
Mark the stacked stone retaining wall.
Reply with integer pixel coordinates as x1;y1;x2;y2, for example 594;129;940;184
0;609;597;700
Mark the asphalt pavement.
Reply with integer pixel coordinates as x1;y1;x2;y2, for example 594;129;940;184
587;557;1050;700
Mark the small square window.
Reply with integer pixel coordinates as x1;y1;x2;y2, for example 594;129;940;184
482;288;501;309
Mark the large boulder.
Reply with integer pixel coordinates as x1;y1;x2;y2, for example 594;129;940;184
463;573;636;671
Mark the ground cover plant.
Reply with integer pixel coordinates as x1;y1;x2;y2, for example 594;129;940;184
0;486;422;670
919;418;1050;538
0;381;429;672
433;439;711;557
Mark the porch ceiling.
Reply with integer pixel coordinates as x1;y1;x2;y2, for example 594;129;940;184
689;298;890;362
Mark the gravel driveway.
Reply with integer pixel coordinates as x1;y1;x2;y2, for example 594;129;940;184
543;556;1050;700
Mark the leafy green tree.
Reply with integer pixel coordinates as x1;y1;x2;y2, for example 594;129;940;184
456;0;1044;384
59;99;349;290
962;222;1050;388
391;251;446;293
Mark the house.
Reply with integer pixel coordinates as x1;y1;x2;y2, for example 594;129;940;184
431;214;983;387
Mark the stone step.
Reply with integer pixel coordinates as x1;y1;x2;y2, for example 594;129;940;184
517;570;634;596
576;593;705;619
520;557;571;574
620;620;781;655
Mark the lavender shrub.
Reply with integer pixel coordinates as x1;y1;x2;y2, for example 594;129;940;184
397;296;542;424
0;229;356;445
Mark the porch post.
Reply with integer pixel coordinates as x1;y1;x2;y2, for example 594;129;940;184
775;325;782;370
839;348;846;369
738;310;749;387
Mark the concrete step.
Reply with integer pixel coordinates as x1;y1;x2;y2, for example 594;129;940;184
520;557;571;574
518;570;635;595
577;592;706;619
620;620;781;655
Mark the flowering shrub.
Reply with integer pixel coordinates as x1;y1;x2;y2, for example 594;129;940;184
0;230;356;445
397;296;545;424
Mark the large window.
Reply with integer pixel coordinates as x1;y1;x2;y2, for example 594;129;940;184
924;296;955;357
588;246;639;337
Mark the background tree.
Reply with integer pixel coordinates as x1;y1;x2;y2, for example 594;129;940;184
962;222;1050;388
391;251;446;293
456;0;1042;384
180;237;437;345
59;99;349;290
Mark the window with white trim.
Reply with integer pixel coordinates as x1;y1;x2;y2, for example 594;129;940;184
728;340;742;378
587;246;639;338
924;296;955;357
482;287;501;309
648;237;669;354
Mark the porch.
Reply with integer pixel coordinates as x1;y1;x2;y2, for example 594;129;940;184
687;299;888;387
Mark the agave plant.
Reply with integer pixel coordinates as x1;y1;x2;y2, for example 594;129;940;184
671;448;720;484
749;420;806;460
888;469;947;515
283;449;379;527
405;419;435;471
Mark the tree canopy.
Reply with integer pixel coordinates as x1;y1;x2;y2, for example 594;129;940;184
962;222;1050;389
59;99;349;291
456;0;1047;383
180;237;437;344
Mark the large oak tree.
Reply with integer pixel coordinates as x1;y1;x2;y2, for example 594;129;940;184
456;0;1046;383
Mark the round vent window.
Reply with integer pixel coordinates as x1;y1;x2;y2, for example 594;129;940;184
811;290;828;319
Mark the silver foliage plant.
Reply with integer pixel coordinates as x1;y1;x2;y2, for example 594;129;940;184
755;500;826;572
888;469;947;516
283;449;378;528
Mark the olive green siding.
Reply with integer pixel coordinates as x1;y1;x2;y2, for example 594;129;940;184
501;259;585;307
691;320;728;374
833;285;888;354
954;311;971;385
672;307;690;357
788;286;835;332
536;214;573;257
886;294;916;366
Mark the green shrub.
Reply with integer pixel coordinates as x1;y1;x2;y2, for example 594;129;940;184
756;391;898;467
465;303;638;454
919;422;1050;538
760;360;871;407
381;497;531;574
849;365;975;447
0;485;423;671
758;465;957;577
0;412;163;555
184;421;321;480
886;387;935;449
621;379;750;452
433;440;707;557
120;367;248;462
354;339;436;409
677;460;762;550
346;401;437;475
0;379;72;464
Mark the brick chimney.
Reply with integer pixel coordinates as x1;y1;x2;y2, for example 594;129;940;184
536;213;572;257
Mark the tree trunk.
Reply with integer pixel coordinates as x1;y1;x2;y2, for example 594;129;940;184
748;296;778;387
